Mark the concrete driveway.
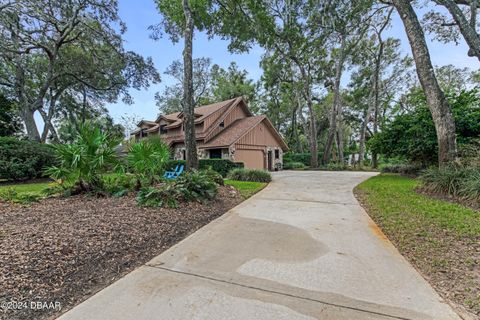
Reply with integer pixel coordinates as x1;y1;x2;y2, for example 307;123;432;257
59;171;461;320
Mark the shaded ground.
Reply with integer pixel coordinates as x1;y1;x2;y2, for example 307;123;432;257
0;186;241;320
355;174;480;318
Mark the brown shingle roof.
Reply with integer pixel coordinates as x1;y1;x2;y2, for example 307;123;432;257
159;98;237;128
202;115;266;148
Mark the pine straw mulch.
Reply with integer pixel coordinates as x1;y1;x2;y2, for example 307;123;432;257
0;186;241;320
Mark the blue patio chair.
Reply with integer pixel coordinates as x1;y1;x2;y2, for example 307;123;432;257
164;165;179;179
164;165;184;180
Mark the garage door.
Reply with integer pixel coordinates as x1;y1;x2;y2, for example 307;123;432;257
235;149;264;169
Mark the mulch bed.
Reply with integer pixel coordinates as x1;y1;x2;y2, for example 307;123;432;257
0;186;241;320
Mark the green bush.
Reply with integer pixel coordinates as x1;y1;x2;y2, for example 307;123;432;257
101;173;136;196
460;170;480;200
165;159;244;177
136;184;181;208
420;165;477;197
136;170;218;207
175;171;218;202
228;168;272;183
326;162;347;171
127;137;170;188
283;152;322;166
45;122;122;193
369;89;480;165
202;168;224;185
283;162;306;170
380;164;423;176
0;137;56;181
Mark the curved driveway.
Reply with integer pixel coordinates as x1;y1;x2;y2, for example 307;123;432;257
59;171;461;320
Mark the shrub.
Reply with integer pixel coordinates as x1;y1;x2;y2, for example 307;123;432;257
165;159;244;177
326;162;347;171
228;168;272;183
101;173;136;196
0;137;56;181
136;184;181;208
136;170;218;207
283;152;322;167
380;164;423;176
127;137;170;188
283;162;306;170
45;122;122;193
460;171;480;200
420;165;477;197
175;171;218;202
202;168;224;185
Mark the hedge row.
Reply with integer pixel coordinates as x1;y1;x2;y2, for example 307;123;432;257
166;159;244;177
0;137;57;181
283;152;324;166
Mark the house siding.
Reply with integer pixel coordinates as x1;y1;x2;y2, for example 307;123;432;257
132;98;288;171
233;121;285;170
205;101;249;142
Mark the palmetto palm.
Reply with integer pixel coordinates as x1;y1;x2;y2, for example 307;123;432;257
127;137;170;188
45;122;122;191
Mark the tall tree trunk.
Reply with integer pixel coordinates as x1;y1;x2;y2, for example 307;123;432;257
393;0;457;166
371;105;379;168
306;95;318;168
336;125;344;164
182;0;198;170
296;105;307;153
323;37;345;164
437;0;480;61
358;10;391;167
22;107;40;141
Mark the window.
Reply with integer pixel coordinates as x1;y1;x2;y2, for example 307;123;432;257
209;149;222;159
275;149;280;159
219;121;225;128
182;150;186;160
160;125;167;134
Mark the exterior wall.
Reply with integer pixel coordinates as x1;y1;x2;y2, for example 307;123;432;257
233;121;285;170
236;121;281;147
168;127;182;136
205;102;249;142
195;123;203;134
172;143;208;160
221;148;230;159
203;105;228;130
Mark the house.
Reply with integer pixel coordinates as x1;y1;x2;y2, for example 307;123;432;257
131;97;289;170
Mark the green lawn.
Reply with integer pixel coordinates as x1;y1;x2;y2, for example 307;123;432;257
356;174;480;237
224;179;267;199
355;173;480;314
0;181;54;195
0;181;56;203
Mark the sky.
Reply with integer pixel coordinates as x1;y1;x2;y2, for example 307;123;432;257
103;0;479;125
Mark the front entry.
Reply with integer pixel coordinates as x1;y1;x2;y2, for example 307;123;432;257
267;150;273;171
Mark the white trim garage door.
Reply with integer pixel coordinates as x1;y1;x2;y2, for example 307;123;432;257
235;149;264;169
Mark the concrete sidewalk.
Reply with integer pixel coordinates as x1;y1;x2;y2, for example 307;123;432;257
59;171;461;320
